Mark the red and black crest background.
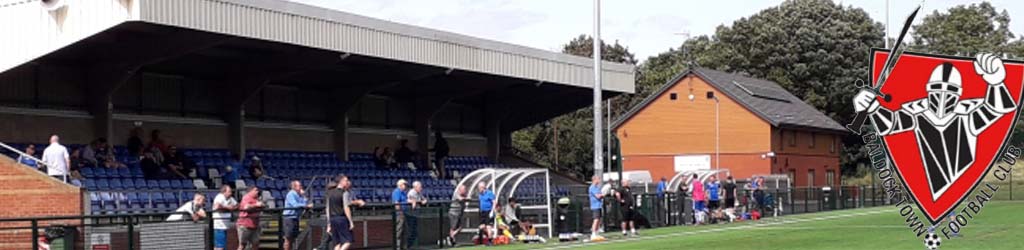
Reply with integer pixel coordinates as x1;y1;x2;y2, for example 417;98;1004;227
870;49;1024;224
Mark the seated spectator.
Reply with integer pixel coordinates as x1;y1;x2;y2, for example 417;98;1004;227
372;147;386;169
148;129;169;161
222;154;243;188
167;193;208;222
504;197;523;236
249;156;270;180
68;148;86;180
382;147;397;169
127;127;145;157
81;139;102;167
395;139;415;167
17;144;39;169
141;151;162;179
163;146;188;179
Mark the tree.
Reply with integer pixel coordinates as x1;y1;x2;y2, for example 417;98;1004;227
511;35;638;177
687;0;885;175
911;2;1015;56
912;3;1024;146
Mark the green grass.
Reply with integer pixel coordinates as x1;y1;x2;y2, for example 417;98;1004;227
461;201;1024;250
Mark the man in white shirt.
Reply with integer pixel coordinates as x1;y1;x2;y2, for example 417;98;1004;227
41;135;70;182
212;186;238;250
167;193;207;222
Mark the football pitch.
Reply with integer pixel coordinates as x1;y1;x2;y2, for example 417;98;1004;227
461;201;1024;250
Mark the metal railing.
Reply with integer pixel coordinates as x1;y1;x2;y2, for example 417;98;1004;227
0;141;51;170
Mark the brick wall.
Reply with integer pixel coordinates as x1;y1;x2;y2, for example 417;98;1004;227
0;155;84;250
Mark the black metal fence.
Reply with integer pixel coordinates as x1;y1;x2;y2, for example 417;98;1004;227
4;182;1023;250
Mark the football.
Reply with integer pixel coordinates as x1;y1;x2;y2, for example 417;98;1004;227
924;232;942;250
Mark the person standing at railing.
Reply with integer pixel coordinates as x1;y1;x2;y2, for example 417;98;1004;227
212;185;238;250
588;175;605;240
315;179;339;250
446;185;469;247
616;179;637;237
237;186;265;250
723;176;738;222
327;175;365;250
166;193;208;222
41;135;70;183
690;174;707;225
406;181;427;247
476;182;496;245
284;180;312;250
391;179;409;249
17;144;39;169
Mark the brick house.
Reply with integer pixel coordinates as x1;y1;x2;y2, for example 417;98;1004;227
612;67;847;187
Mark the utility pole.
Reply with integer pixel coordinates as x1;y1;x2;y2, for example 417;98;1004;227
592;0;604;179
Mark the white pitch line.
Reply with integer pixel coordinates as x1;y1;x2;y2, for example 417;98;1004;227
538;208;892;250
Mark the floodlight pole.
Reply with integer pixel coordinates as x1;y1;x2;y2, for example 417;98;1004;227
593;0;604;179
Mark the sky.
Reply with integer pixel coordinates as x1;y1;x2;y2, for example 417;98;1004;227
290;0;1024;62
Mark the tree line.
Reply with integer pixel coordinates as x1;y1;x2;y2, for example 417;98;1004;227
512;0;1024;179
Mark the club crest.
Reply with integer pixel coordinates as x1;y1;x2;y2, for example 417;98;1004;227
853;49;1024;224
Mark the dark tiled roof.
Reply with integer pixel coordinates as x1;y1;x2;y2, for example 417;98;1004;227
613;67;847;134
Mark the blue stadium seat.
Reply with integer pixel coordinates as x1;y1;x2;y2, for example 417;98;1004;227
81;168;95;178
96;179;110;190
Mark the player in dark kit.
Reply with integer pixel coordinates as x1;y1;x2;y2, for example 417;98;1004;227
723;176;737;209
616;179;637;237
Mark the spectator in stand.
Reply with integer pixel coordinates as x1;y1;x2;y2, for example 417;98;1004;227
99;141;127;169
222;154;244;188
140;151;162;179
127;127;145;157
391;179;409;249
430;130;450;178
17;144;39;169
249;156;270;180
284;180;312;250
212;185;238;250
446;185;469;246
373;147;386;169
163;146;188;179
616;179;637;236
406;181;427;247
81;139;102;167
690;174;707;225
588;175;604;240
395;139;415;169
706;175;721;211
41;135;70;182
382;147;396;169
237;186;265;250
148;129;170;162
167;193;208;222
477;182;496;244
68;148;86;180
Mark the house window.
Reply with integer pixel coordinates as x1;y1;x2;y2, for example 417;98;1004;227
670;93;678;100
830;136;837;153
807;170;816;187
826;170;835;187
809;133;816;148
790;130;798;146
